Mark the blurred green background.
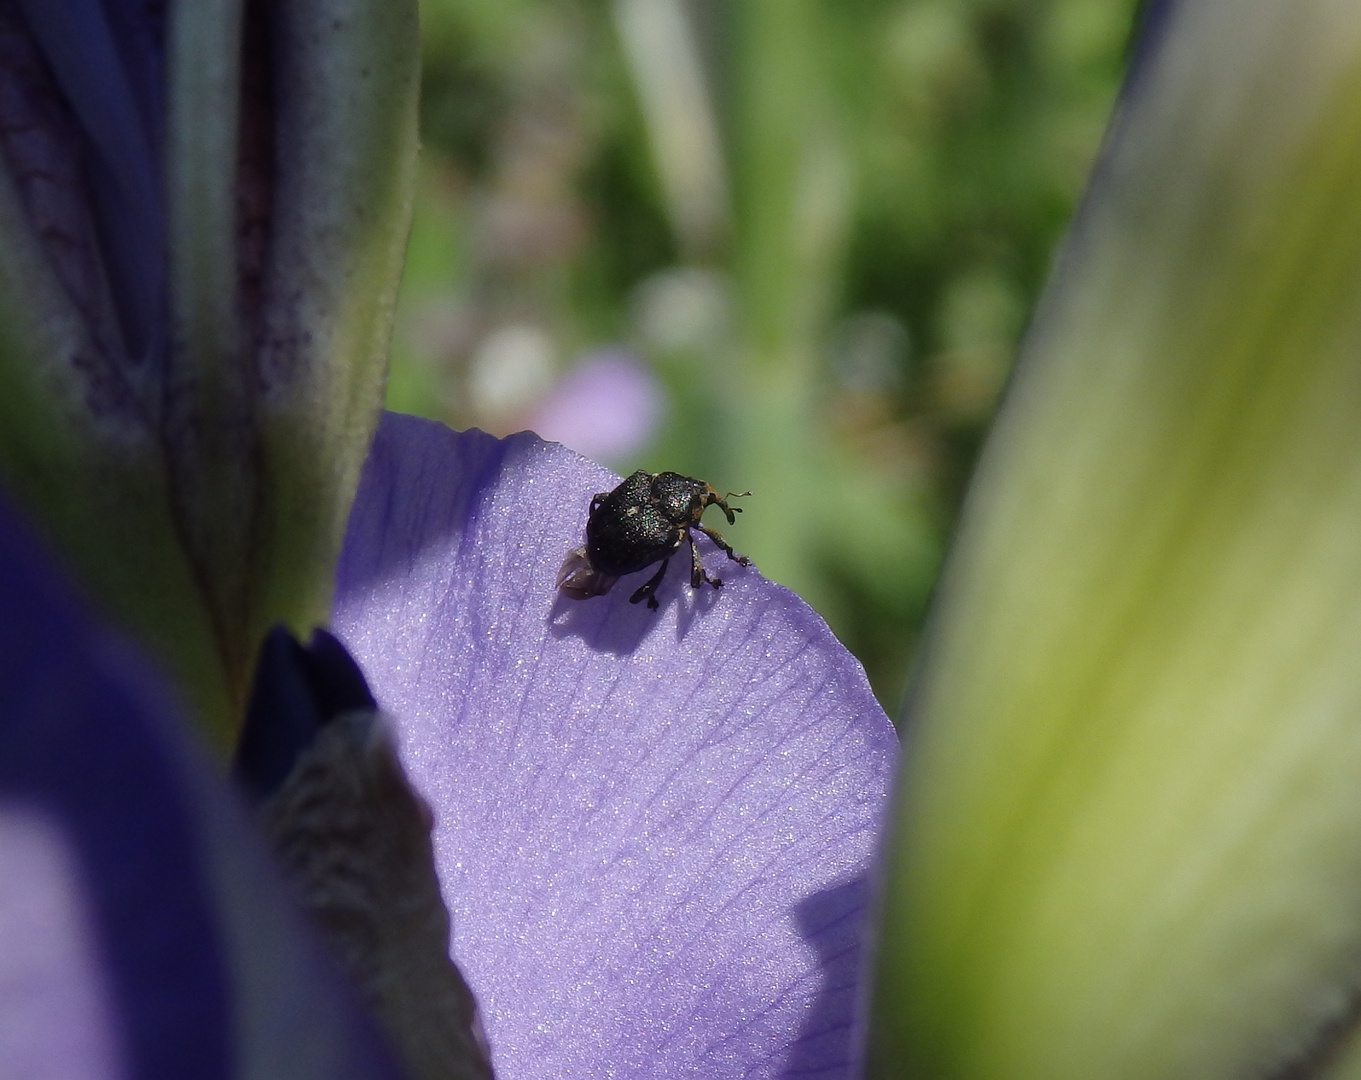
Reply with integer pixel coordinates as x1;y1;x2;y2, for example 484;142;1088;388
388;0;1140;713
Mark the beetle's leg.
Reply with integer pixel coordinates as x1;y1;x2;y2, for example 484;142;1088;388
690;537;725;590
688;531;717;589
590;493;608;514
629;557;671;610
697;523;751;568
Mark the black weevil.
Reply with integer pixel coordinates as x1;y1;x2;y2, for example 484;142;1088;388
557;471;751;610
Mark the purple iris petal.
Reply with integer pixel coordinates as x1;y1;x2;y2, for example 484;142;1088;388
333;411;899;1080
0;491;406;1080
0;810;122;1080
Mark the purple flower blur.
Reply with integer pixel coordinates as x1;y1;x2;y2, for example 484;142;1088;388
526;351;666;464
0;486;407;1080
332;413;898;1079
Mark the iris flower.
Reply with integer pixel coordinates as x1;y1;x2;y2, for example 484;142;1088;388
0;2;894;1077
0;413;895;1078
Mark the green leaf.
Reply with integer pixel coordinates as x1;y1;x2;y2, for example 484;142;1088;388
869;3;1361;1077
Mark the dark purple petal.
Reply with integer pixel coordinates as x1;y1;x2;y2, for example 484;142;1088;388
15;0;165;363
333;412;899;1080
1121;0;1178;95
0;489;406;1080
233;625;379;804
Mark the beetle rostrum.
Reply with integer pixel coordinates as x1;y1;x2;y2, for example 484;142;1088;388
556;470;751;610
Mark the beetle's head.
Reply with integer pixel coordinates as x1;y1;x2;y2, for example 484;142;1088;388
704;486;751;525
